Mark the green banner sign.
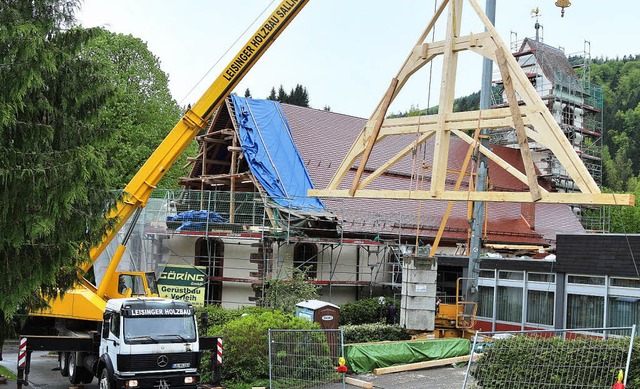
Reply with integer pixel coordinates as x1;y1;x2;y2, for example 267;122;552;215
158;265;206;307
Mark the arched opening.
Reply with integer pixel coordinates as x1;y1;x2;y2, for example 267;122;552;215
293;243;318;279
195;238;224;305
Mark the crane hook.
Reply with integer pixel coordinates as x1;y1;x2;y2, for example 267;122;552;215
555;0;571;17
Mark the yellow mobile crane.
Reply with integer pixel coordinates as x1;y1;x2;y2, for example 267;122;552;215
42;0;308;321
18;2;309;388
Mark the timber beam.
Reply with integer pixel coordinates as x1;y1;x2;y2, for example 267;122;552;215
308;189;635;206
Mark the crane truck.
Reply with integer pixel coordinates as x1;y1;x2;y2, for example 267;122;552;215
16;1;309;388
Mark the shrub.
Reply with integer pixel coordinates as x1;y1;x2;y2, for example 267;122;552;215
196;305;267;336
196;306;292;383
340;297;399;325
270;330;335;386
341;323;410;344
257;267;321;313
218;310;320;383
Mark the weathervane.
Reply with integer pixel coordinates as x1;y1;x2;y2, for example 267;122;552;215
531;7;543;41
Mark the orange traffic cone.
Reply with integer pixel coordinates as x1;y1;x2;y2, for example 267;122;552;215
612;369;625;389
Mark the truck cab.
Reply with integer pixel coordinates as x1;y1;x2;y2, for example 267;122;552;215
97;298;200;389
110;271;159;299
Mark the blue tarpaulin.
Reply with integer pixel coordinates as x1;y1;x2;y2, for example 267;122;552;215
230;95;326;212
166;210;229;232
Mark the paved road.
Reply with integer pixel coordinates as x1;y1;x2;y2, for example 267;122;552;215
1;341;471;389
1;341;97;389
350;366;470;389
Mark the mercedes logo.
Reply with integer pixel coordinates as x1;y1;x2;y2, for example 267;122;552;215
157;355;169;368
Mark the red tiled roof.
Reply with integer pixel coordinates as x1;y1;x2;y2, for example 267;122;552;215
282;103;583;246
520;38;578;86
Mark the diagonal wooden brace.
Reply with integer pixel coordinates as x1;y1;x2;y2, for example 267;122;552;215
495;47;542;202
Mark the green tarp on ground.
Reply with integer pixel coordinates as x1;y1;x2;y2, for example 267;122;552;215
345;338;471;374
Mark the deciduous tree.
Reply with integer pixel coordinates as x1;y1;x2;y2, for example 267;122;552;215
80;29;187;189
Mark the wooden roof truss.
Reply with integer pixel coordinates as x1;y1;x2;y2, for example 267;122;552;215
310;0;634;207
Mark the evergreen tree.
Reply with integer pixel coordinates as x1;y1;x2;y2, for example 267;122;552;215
267;87;277;101
288;84;310;107
244;88;252;98
277;84;287;102
0;0;118;317
265;84;310;107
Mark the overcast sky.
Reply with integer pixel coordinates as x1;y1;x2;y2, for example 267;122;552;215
77;0;639;118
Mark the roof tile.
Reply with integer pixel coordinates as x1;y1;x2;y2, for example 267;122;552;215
282;103;582;246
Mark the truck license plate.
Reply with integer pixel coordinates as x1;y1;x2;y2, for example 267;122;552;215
172;363;190;368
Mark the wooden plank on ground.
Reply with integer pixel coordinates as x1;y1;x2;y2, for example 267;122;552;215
345;376;374;388
373;354;479;375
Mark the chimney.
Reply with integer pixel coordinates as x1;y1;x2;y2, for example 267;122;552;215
521;203;536;230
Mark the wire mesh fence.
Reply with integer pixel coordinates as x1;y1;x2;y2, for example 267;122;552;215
269;329;345;388
463;326;636;389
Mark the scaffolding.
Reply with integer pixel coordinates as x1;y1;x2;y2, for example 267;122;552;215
99;189;417;308
491;35;608;232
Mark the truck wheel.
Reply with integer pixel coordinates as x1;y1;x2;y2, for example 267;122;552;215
68;352;94;385
99;368;113;389
58;352;69;377
68;352;81;385
79;367;94;384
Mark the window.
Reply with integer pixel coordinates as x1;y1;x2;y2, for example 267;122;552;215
498;271;524;281
102;312;112;339
124;316;197;344
562;105;575;126
477;286;494;318
497;286;522;322
566;294;604;329
526;290;554;326
118;274;146;296
567;275;605;286
608;297;640;327
528;273;555;283
610;278;640;289
110;313;120;337
479;270;495;279
294;243;318;279
145;272;159;295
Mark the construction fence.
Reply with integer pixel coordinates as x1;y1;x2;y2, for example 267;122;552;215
268;329;345;388
463;326;636;389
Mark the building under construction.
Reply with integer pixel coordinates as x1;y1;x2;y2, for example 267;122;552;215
96;95;584;312
491;35;606;232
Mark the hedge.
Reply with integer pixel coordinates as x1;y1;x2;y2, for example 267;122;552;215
471;335;640;388
339;297;399;325
341;323;411;344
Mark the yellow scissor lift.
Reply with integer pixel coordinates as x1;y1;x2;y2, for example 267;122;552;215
433;277;477;340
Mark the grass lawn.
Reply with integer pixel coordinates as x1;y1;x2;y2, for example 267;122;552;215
0;365;16;380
